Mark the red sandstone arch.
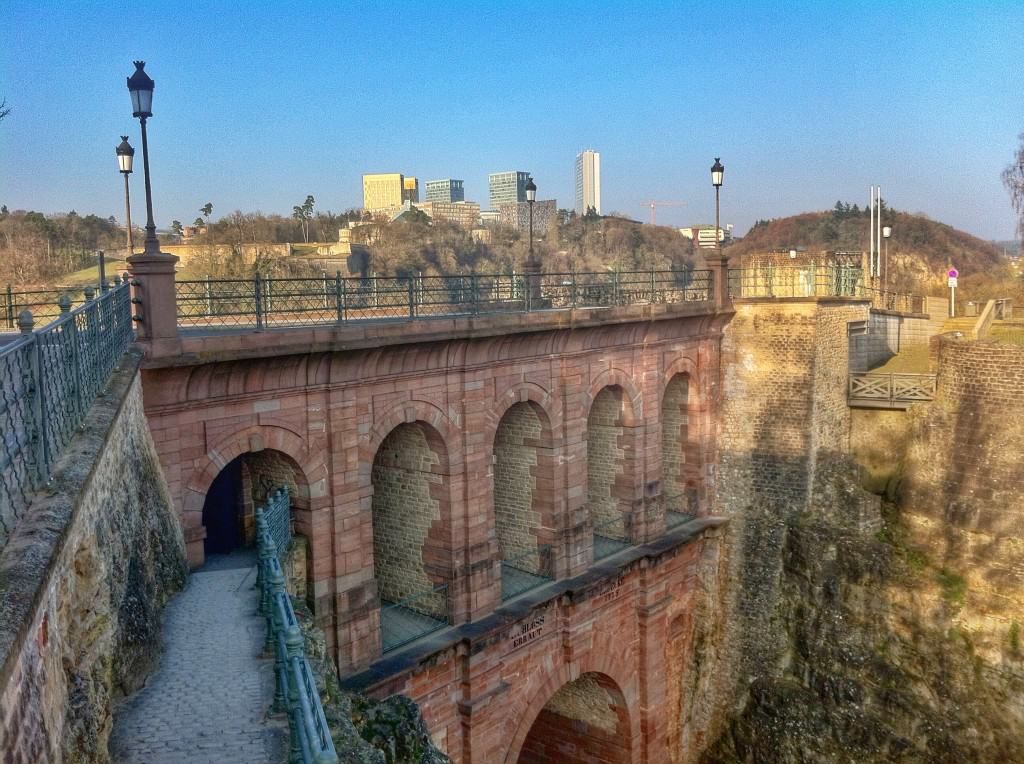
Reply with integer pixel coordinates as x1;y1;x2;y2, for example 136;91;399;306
660;360;707;519
586;384;642;545
360;399;458;482
182;424;327;572
586;367;643;424
505;670;637;764
491;399;558;581
370;419;454;630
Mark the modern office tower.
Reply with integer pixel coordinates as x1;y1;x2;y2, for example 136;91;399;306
575;149;601;215
488;171;531;209
403;177;420;203
425;179;465;203
362;173;405;212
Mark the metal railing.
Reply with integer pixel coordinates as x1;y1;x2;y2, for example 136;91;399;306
500;544;553;601
664;491;698;530
728;266;864;299
255;503;338;764
0;282;133;548
593;514;631;560
175;269;713;329
2;279;127;329
848;372;937;407
263;487;291;555
380;582;450;653
865;288;926;315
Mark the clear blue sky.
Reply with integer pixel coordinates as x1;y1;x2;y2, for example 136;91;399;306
2;1;1022;240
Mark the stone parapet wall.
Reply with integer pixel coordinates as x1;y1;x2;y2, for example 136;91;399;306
0;353;186;763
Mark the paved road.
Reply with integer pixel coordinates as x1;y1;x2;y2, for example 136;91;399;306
110;550;287;764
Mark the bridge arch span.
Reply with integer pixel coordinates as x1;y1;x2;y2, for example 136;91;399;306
506;669;637;764
360;399;459;483
370;419;455;640
586;367;643;423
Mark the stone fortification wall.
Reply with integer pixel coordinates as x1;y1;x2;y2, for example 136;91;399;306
901;337;1024;671
0;353;186;763
693;298;877;760
703;312;1024;761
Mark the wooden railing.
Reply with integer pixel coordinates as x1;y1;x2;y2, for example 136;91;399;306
848;372;937;408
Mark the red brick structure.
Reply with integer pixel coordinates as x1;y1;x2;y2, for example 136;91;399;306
139;303;728;762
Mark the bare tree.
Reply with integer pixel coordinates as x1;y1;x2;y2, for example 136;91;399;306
0;99;10;122
1004;132;1024;239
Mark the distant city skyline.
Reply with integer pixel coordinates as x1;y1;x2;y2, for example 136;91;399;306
2;2;1022;241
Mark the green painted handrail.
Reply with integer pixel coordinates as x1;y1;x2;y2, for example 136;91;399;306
256;501;337;764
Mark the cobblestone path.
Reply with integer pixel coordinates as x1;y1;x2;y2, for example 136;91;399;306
110;550;287;763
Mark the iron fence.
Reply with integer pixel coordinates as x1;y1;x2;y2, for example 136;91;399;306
2;280;127;330
500;544;553;601
263;487;291;555
255;504;338;764
728;266;864;299
0;283;133;548
380;582;450;653
663;491;698;530
593;514;631;560
175;269;713;329
865;288;926;314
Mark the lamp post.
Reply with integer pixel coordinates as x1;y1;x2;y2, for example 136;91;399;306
710;157;728;308
523;176;540;306
882;225;892;291
525;176;537;258
116;136;135;256
711;158;724;256
126;61;161;256
125;60;180;347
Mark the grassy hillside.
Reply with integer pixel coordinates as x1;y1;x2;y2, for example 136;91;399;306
730;207;1015;300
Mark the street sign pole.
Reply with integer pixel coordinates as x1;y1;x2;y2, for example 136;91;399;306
948;268;959;318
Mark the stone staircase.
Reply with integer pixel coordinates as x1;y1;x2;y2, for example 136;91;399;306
940;316;978;336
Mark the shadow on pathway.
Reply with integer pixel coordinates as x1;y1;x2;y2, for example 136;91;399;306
110;549;287;764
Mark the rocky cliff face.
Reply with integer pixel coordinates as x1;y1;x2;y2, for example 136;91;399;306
695;324;1024;762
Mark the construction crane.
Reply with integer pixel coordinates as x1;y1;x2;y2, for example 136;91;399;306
639;200;687;225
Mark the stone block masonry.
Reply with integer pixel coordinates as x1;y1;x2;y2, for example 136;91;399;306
0;351;187;763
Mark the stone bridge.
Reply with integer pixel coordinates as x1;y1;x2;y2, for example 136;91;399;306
133;256;730;762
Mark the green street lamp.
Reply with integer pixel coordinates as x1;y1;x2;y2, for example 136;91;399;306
126;61;161;256
525;176;537;257
116;136;135;255
711;157;724;257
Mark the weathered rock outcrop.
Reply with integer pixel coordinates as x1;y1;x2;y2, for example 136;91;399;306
0;352;187;763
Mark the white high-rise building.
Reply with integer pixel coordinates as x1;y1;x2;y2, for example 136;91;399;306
575;149;601;215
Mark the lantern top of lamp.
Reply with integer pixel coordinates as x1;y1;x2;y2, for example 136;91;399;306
525;176;537;202
127;60;154;118
711;157;724;187
116;135;134;174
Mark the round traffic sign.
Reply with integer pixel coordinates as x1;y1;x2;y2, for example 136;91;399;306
948;268;959;278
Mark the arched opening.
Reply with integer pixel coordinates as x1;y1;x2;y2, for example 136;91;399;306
200;449;311;599
661;373;702;529
493;401;555;600
517;673;632;763
202;455;244;554
587;386;635;559
372;422;451;652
